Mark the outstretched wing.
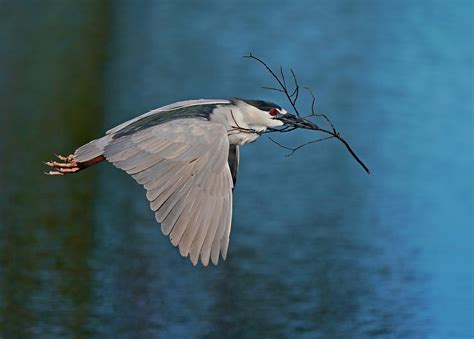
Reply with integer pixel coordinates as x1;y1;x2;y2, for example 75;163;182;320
103;118;233;266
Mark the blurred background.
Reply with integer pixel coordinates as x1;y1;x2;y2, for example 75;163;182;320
0;0;472;338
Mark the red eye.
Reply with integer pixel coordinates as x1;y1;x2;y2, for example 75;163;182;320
269;108;278;116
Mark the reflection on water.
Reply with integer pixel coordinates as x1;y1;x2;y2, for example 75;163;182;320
1;0;472;338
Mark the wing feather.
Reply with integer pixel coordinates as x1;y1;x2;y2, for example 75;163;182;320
145;162;182;195
113;150;155;171
178;195;210;257
104;118;233;266
219;195;232;262
188;201;215;265
160;179;195;235
170;195;200;247
158;176;195;227
200;197;225;266
107;143;147;163
127;153;166;174
211;194;231;265
149;171;190;211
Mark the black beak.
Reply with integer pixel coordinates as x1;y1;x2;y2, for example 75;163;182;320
277;113;318;130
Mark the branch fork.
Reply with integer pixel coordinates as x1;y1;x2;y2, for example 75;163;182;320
244;53;370;174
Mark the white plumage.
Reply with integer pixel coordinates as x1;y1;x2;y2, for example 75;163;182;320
49;99;289;266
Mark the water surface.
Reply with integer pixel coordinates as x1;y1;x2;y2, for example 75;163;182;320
0;1;472;337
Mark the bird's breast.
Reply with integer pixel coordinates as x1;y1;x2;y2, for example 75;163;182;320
227;130;261;145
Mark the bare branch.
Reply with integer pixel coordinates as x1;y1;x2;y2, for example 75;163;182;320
290;69;299;102
315;113;336;133
302;87;336;133
324;129;370;173
244;53;301;117
269;135;336;157
268;137;296;152
244;53;370;174
285;136;335;156
304;86;316;115
280;66;287;88
244;53;287;95
264;126;298;133
261;86;285;93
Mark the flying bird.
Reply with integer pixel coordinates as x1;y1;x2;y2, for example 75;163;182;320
45;98;365;266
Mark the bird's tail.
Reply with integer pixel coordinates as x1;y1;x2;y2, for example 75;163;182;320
73;135;111;163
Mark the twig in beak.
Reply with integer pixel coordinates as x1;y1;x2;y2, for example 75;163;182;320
245;53;370;174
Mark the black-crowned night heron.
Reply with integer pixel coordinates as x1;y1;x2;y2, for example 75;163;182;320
45;98;336;266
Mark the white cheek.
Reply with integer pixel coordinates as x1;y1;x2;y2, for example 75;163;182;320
268;118;284;127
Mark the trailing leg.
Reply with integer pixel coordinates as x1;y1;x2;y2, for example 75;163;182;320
45;153;104;176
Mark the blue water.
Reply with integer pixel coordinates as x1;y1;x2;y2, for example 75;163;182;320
0;1;472;337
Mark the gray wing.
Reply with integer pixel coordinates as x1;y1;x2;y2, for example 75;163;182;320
74;99;231;163
228;145;239;188
103;118;233;266
107;99;231;135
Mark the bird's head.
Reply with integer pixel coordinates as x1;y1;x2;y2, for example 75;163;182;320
238;99;315;130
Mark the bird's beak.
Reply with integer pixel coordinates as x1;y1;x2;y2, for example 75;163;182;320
276;113;318;130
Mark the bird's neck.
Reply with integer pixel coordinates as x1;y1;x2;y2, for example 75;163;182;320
210;105;265;145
